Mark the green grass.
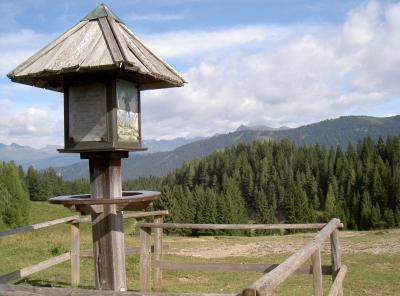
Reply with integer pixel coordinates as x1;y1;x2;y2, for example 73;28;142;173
1;201;400;295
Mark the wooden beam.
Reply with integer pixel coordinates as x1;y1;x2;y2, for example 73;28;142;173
327;265;347;296
242;218;341;296
311;248;323;296
98;18;124;65
0;252;71;284
139;227;152;292
0;216;79;238
138;222;343;231
70;222;80;287
153;216;163;291
78;210;169;223
123;210;169;220
155;260;332;275
330;229;342;282
0;284;237;296
89;156;126;291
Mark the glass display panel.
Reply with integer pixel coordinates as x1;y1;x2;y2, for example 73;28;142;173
116;79;140;143
68;81;107;142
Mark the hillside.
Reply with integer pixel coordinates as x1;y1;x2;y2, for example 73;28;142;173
56;115;400;180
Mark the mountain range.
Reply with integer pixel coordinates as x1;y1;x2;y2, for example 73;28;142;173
1;115;399;180
54;115;400;180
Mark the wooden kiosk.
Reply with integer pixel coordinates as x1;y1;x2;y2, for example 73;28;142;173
7;4;185;292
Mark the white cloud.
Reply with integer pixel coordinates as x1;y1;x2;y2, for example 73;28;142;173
0;105;63;148
141;25;290;58
2;1;400;145
140;1;400;139
0;29;55;75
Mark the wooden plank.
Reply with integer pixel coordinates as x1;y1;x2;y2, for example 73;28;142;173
154;216;163;291
0;284;237;296
327;265;347;296
123;210;169;220
89;156;126;291
98;18;124;65
242;218;341;296
155;260;332;275
330;229;342;281
0;252;70;284
80;245;169;258
0;216;79;238
311;248;323;296
107;16;128;62
138;222;343;231
139;227;152;292
70;222;80;287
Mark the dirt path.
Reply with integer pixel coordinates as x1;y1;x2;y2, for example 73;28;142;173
166;229;400;258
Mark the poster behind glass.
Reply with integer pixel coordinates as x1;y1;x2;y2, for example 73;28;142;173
116;79;140;143
69;81;107;142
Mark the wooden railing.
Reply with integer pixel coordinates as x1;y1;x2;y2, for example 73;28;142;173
137;219;346;296
0;210;169;286
1;215;346;296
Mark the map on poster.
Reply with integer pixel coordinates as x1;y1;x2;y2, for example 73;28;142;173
116;79;140;143
69;81;107;142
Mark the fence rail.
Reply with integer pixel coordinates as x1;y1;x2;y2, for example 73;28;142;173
138;218;345;296
0;211;168;286
1;213;345;296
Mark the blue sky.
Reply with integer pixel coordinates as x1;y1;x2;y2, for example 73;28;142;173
0;0;400;147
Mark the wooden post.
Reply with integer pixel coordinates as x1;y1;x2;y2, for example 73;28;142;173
70;221;80;287
330;229;342;295
89;154;126;291
311;248;323;296
140;226;152;292
153;216;163;291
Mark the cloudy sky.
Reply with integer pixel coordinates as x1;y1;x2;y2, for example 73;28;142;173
1;0;400;148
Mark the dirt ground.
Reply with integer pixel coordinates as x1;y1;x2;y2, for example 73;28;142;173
165;229;400;258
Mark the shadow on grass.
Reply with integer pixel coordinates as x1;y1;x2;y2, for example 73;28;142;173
15;278;94;290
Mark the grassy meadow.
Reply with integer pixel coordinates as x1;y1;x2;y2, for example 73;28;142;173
0;201;399;295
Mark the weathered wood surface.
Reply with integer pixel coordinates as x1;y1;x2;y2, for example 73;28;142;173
155;260;332;275
124;210;169;220
98;17;124;65
0;285;238;296
70;222;80;287
153;216;163;291
79;210;169;223
139;227;152;292
80;245;170;258
90;156;126;291
311;248;323;296
138;222;343;230
242;219;341;296
8;4;185;92
327;265;347;296
330;229;342;281
0;216;79;238
0;252;70;284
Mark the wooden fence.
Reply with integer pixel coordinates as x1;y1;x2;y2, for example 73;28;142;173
0;210;168;286
0;215;346;296
138;218;346;296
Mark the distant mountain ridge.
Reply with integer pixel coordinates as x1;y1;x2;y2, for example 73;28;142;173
55;115;400;180
236;124;290;132
0;136;207;170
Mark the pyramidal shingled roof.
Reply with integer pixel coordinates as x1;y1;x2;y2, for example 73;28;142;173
7;4;186;91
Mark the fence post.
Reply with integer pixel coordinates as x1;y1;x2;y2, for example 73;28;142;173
70;220;80;287
330;228;342;295
140;226;152;292
311;247;323;296
153;215;163;291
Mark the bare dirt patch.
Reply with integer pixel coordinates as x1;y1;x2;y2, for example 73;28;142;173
166;230;400;258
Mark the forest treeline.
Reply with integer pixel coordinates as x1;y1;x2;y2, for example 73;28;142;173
2;135;400;232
